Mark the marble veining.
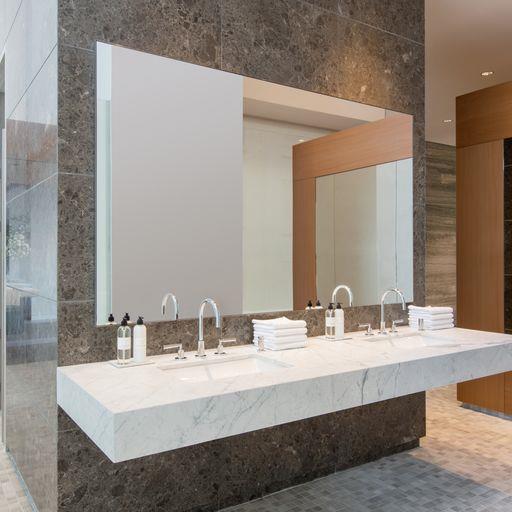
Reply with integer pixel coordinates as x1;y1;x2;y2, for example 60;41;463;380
426;142;456;309
57;327;512;463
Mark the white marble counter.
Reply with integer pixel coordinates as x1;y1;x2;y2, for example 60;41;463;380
57;327;512;462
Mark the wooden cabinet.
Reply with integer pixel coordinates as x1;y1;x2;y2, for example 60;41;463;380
456;82;512;414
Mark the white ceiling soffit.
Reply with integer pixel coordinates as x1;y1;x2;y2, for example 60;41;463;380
426;0;512;146
243;77;389;132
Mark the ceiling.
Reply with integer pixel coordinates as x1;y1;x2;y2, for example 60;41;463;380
426;0;512;146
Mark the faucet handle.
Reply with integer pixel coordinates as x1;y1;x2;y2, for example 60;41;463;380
391;319;404;333
358;323;374;336
163;343;187;360
215;338;237;355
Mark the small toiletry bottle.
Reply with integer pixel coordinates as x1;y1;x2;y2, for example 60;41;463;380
315;300;323;310
117;318;132;364
306;300;313;310
325;303;335;339
133;316;147;363
335;302;344;340
107;313;116;325
123;312;134;325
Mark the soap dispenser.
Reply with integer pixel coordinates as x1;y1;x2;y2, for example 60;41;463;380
305;300;313;310
325;303;335;340
133;316;147;363
335;302;345;340
107;313;116;325
117;318;132;365
315;300;323;310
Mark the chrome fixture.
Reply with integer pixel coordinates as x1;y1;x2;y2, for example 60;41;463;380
197;298;221;358
163;343;186;360
391;319;404;333
214;338;237;355
331;284;354;307
380;288;406;335
358;323;374;336
161;292;179;320
257;336;265;352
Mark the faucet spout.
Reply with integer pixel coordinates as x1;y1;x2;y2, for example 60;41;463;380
331;284;354;307
379;288;406;334
197;298;221;358
161;292;179;320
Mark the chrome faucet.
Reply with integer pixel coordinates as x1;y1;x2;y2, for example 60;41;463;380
161;292;179;320
331;284;354;307
197;298;221;358
380;288;406;335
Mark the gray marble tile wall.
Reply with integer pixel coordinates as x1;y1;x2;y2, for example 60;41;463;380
425;142;457;310
3;1;58;511
56;0;426;367
54;1;425;511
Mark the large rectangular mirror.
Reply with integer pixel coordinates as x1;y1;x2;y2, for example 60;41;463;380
96;43;413;323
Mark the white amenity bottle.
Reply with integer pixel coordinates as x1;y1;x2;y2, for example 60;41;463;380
133;316;147;363
335;302;344;340
117;318;132;365
325;303;335;340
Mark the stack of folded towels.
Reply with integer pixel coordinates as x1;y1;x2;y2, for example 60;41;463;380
252;317;307;350
408;305;454;330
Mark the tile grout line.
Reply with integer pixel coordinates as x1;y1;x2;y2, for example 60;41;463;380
299;0;425;47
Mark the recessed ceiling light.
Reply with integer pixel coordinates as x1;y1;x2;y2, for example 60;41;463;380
481;70;494;77
298;139;305;143
443;119;452;123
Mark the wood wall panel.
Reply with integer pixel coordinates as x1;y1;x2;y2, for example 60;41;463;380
293;178;317;309
505;373;512;415
293;115;413;181
457;82;512;148
457;375;506;413
456;140;504;332
456;140;505;412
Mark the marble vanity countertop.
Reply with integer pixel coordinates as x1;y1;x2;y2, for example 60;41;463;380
57;327;512;462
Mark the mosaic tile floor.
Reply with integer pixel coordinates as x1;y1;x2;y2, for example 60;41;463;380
0;447;32;511
224;386;512;512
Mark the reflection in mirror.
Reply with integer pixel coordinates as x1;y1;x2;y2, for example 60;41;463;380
96;42;414;323
315;159;413;308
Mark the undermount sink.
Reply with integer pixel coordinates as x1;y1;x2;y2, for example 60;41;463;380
357;330;460;349
388;335;460;349
157;354;293;383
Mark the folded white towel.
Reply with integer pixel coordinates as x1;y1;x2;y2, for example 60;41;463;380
409;312;453;321
252;316;307;329
409;321;454;331
409;313;453;322
254;340;307;351
253;334;307;345
253;327;307;338
409;305;453;315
